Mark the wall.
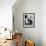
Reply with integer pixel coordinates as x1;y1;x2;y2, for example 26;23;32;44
41;0;46;46
13;0;41;46
0;0;16;30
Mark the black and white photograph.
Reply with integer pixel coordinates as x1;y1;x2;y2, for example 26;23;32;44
23;13;35;28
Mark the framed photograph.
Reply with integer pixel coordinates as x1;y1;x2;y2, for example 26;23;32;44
23;13;35;28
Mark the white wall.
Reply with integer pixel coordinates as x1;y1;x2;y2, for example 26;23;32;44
41;0;46;46
13;0;41;46
0;0;16;30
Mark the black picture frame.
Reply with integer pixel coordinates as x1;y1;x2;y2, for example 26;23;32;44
23;13;35;28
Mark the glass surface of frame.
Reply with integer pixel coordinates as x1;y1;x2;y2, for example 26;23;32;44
23;13;35;28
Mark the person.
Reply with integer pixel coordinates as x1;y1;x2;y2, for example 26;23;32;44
25;15;32;25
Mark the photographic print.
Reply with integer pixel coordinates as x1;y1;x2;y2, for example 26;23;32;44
23;13;35;28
